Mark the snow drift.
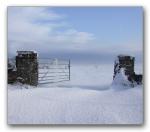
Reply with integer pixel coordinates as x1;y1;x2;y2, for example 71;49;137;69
112;68;135;88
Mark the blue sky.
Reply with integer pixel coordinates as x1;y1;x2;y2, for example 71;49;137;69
54;7;142;40
8;7;143;64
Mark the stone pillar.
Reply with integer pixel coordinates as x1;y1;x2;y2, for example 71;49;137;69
16;51;38;86
113;55;135;79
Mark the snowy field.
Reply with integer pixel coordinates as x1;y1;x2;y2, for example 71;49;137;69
8;64;143;124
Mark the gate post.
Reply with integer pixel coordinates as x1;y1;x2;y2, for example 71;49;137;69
113;55;135;80
69;60;70;80
16;51;38;86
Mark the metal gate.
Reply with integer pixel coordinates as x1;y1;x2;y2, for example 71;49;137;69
38;59;70;84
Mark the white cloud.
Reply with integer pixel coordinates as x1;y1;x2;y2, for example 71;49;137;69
61;29;94;43
8;7;95;56
8;7;64;22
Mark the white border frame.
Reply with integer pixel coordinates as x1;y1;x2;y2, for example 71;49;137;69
0;0;149;131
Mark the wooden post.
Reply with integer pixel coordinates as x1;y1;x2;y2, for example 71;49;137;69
69;60;70;80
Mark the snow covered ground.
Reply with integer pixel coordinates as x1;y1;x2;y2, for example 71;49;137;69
8;64;143;124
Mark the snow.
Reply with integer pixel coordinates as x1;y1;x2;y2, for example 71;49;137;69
112;68;134;87
118;54;134;59
17;51;36;55
8;64;143;124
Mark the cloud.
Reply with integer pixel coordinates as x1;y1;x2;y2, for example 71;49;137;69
8;7;95;56
48;29;94;44
63;29;94;43
8;7;64;22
